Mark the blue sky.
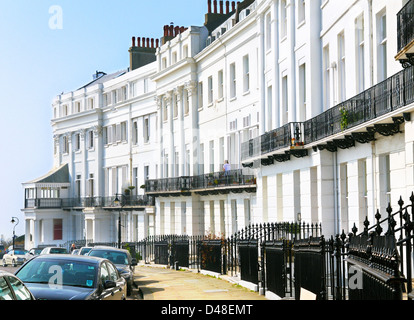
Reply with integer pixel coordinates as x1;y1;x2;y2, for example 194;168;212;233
0;0;207;241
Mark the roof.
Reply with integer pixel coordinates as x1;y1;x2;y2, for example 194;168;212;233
77;70;128;90
31;254;106;264
24;163;69;184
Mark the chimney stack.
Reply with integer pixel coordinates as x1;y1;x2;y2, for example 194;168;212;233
129;35;158;71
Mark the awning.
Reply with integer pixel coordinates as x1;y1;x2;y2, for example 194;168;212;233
23;163;69;185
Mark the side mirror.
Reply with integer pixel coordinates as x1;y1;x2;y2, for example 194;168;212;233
131;258;137;266
104;280;116;289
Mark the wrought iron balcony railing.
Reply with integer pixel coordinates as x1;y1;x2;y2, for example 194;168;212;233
24;195;155;209
242;66;414;161
145;169;256;195
398;0;414;53
241;122;304;161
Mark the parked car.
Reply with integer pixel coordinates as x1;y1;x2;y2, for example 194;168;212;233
71;249;80;255
2;250;28;267
40;247;67;255
0;271;35;300
25;248;43;261
87;247;137;295
78;247;92;255
0;245;5;259
15;254;126;300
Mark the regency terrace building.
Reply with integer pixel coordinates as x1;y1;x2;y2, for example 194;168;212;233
21;0;414;249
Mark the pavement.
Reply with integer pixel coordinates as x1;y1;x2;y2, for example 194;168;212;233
134;264;268;301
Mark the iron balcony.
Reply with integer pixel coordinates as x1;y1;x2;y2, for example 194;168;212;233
24;195;155;210
241;66;414;164
145;169;256;196
397;0;414;65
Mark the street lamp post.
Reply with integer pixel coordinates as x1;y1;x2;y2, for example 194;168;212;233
114;194;123;249
11;217;19;250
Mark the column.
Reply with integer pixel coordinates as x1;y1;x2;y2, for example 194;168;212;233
80;129;87;198
94;125;103;198
176;86;185;176
258;13;266;134
271;0;280;129
282;171;295;221
185;80;199;175
156;96;164;178
33;219;40;248
66;133;74;197
317;150;335;237
167;91;175;177
287;0;296;122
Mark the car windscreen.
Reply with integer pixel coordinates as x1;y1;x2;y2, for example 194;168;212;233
50;248;67;254
14;250;27;255
79;248;92;255
88;250;128;265
16;259;97;289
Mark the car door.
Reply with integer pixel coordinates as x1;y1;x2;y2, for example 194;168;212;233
5;251;12;265
98;262;116;300
105;262;125;300
0;276;14;300
6;276;34;300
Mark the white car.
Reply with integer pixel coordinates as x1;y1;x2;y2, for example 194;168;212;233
40;247;67;255
78;246;93;255
2;249;28;267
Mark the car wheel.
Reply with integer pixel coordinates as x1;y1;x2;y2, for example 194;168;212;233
12;259;16;267
2;259;7;267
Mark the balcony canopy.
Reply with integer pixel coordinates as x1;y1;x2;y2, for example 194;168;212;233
23;163;70;187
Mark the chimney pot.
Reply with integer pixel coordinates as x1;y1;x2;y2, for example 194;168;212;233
220;1;223;14
169;25;174;37
232;1;235;11
156;39;160;47
137;37;141;47
226;1;230;13
142;37;146;47
132;36;136;47
146;38;150;47
151;38;154;48
164;25;168;37
208;0;212;13
214;0;217;13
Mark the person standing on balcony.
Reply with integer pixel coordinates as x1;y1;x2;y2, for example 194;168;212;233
223;160;231;175
223;160;231;185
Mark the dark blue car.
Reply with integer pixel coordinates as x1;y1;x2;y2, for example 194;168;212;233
15;254;126;300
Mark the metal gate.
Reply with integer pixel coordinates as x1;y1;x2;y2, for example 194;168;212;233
172;239;189;268
238;239;259;285
199;239;223;274
154;240;169;265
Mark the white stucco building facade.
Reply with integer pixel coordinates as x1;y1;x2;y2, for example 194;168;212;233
22;0;414;249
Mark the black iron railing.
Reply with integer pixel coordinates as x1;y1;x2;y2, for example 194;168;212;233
398;0;414;52
133;192;414;300
241;122;304;161
145;169;256;194
24;195;155;209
